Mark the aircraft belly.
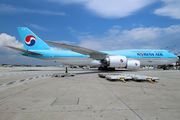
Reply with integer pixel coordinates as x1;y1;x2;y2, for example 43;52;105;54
42;57;101;66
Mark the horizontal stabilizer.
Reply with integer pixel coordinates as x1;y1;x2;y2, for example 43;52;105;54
6;46;43;55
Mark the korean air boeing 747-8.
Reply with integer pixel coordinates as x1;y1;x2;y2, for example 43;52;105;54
6;27;179;70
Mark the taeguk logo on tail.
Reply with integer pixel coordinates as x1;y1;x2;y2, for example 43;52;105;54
25;35;37;47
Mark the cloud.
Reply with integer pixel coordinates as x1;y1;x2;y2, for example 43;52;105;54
0;33;23;49
0;33;23;63
28;23;50;31
0;4;66;16
67;26;90;36
77;25;180;53
154;0;180;19
67;27;76;33
48;0;156;18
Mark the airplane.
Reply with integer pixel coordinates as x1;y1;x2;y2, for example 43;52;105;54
6;27;179;70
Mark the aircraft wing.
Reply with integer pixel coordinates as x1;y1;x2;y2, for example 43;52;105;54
45;41;108;60
6;46;43;55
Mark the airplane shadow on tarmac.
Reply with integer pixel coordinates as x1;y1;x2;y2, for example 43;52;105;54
17;68;137;75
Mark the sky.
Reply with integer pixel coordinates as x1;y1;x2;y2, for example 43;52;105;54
0;0;180;65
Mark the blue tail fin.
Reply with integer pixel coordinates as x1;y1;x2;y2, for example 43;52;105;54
17;27;51;50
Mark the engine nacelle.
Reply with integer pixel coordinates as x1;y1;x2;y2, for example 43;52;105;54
105;56;127;67
127;60;140;69
104;56;141;69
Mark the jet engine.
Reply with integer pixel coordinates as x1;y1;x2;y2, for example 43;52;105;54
104;56;140;68
127;60;140;69
105;56;127;67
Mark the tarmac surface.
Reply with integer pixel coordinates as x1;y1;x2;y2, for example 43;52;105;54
0;67;180;120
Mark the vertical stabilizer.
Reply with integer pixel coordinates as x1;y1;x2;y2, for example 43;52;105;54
17;27;51;50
